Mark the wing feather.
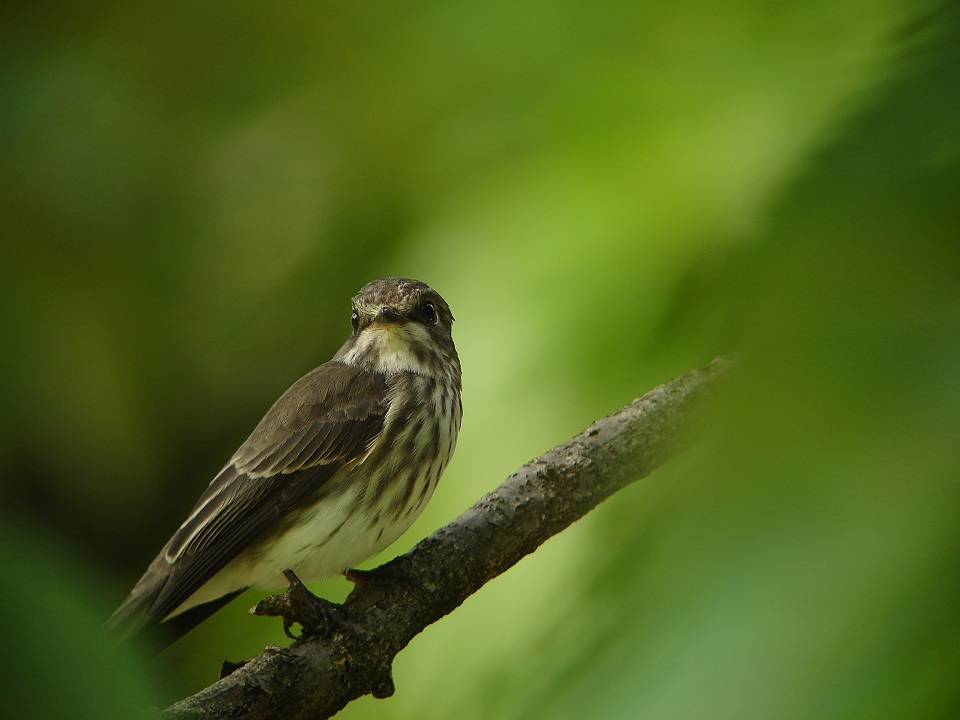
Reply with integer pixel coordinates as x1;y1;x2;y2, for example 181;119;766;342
135;360;389;629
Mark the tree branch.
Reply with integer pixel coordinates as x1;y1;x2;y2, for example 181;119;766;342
162;355;735;720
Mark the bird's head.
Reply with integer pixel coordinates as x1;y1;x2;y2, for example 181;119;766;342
335;278;459;379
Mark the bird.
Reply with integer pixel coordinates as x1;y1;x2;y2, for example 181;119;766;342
108;277;461;646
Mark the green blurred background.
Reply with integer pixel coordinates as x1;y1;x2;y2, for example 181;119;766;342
1;1;958;718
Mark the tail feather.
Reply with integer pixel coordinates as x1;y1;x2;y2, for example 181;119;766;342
106;557;170;642
157;588;248;649
106;555;250;650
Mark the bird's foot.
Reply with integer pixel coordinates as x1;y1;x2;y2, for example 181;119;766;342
251;569;352;639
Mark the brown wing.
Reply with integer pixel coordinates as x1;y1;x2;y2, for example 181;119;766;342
132;360;389;631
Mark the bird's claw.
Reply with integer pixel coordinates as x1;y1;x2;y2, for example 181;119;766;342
250;569;353;638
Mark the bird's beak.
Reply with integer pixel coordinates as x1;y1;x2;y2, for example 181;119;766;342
372;306;408;327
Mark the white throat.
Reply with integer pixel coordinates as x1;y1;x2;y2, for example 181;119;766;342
340;324;433;375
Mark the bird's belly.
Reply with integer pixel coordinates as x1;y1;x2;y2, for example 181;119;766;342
172;470;441;618
264;484;430;584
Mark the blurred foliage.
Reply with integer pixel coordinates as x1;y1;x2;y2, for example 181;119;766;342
1;0;957;718
0;514;160;719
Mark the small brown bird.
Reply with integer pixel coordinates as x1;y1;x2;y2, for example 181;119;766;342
108;278;461;645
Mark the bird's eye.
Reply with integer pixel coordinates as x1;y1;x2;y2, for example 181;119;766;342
421;301;438;324
350;310;360;332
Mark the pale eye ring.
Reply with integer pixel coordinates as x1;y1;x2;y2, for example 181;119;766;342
350;310;360;332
